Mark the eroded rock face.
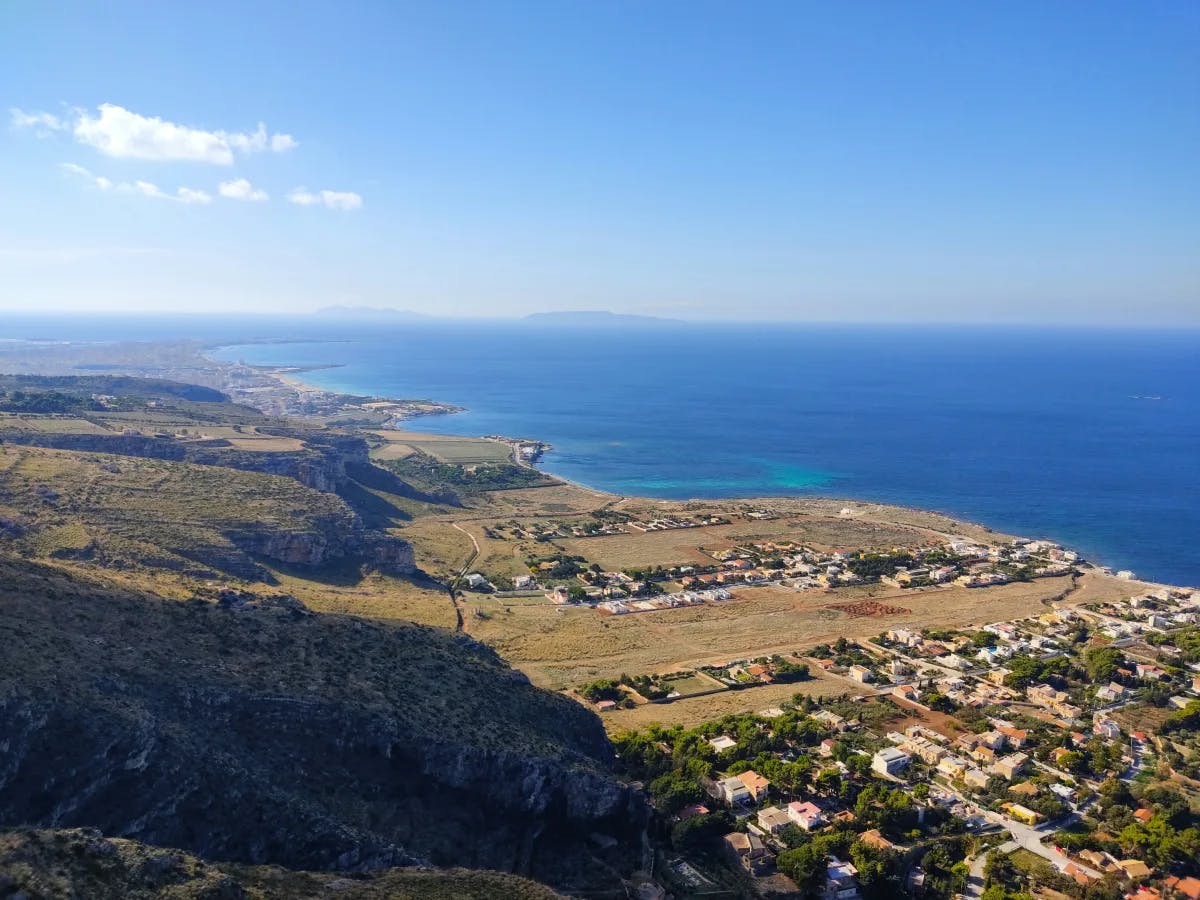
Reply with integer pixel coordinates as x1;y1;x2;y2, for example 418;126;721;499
223;519;415;575
0;564;647;893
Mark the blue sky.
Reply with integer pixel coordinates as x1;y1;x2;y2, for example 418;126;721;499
1;1;1197;322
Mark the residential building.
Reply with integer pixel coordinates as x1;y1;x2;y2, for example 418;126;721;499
823;857;862;900
847;664;874;683
787;800;824;831
757;806;792;834
717;776;751;806
963;768;990;789
723;832;774;875
872;747;911;777
1002;803;1041;826
737;770;771;803
708;735;737;753
992;753;1029;780
1116;859;1152;880
1096;682;1127;702
936;755;969;779
995;725;1029;747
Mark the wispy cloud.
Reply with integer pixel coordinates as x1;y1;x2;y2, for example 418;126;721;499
218;178;268;202
60;162;211;204
9;107;66;135
287;187;363;211
16;103;297;165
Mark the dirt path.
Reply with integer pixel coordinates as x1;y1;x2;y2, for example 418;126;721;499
446;522;480;632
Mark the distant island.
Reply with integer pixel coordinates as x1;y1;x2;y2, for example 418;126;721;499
523;310;683;325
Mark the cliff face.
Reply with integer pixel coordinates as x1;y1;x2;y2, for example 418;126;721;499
222;517;414;575
0;560;646;893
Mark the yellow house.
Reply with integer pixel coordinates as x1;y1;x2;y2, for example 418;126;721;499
1002;802;1041;826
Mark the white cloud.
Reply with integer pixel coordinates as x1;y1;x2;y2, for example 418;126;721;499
10;107;65;134
287;187;363;211
63;103;297;165
286;187;320;206
60;163;211;204
175;186;213;205
218;178;268;202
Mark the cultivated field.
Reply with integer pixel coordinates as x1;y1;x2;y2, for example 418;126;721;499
0;415;112;434
369;430;513;464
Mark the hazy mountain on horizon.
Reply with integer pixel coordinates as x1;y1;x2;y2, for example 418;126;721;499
523;310;683;325
315;305;433;318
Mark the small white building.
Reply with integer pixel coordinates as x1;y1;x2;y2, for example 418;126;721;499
872;747;911;777
709;734;737;753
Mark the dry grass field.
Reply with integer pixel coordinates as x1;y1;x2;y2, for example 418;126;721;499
597;668;871;733
267;568;459;628
554;516;940;570
456;574;1110;693
368;465;1152;738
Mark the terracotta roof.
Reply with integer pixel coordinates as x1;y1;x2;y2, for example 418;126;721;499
1165;876;1200;900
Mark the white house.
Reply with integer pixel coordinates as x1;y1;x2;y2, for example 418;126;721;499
786;800;824;831
871;747;911;777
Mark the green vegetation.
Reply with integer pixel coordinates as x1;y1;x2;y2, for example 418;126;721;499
1162;698;1200;733
381;451;553;495
1083;645;1125;682
578;678;625;703
1149;625;1200;663
1002;653;1069;690
847;550;914;579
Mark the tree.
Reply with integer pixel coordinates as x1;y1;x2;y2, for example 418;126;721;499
648;771;703;813
849;841;894;890
670;811;733;852
776;843;824;887
1084;646;1124;683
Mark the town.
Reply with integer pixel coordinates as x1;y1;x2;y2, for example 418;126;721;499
609;583;1200;900
460;530;1080;607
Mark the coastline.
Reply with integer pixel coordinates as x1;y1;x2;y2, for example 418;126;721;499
0;334;1185;589
214;347;1188;590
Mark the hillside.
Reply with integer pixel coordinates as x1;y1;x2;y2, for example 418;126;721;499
0;556;644;893
0;445;413;581
0;828;565;899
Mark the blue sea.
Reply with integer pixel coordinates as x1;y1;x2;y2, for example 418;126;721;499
4;315;1199;586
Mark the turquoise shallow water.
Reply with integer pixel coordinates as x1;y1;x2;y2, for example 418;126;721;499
4;315;1198;585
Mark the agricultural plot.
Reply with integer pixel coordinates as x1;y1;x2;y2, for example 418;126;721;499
369;430;513;465
656;671;725;697
3;416;113;434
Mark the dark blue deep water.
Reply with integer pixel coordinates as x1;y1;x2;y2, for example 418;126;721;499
5;316;1198;585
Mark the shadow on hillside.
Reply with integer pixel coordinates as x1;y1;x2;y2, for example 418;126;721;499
260;556;369;587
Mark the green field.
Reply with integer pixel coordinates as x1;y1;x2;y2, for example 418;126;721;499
659;671;725;697
370;430;514;464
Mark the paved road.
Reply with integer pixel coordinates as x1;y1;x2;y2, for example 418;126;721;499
942;786;1102;881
